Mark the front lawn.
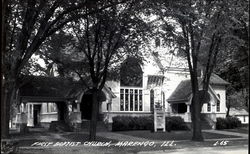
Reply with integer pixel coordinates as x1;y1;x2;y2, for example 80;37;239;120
116;130;239;140
62;133;117;142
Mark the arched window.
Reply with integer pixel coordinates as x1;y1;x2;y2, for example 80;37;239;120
217;94;220;112
120;57;143;87
150;89;154;112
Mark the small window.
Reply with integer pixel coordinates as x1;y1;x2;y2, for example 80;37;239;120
150;89;154;112
120;89;124;111
207;103;211;112
216;94;220;112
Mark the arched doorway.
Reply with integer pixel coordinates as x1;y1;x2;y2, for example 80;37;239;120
80;89;106;120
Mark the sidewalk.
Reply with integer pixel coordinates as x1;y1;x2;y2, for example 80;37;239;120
202;130;248;139
138;145;249;154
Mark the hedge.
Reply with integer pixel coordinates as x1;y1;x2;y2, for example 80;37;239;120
112;116;189;131
112;116;154;131
216;117;242;130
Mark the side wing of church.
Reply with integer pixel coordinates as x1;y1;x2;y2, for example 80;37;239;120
101;51;230;128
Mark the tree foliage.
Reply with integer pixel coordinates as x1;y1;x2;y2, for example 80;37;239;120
2;0;132;139
152;0;248;141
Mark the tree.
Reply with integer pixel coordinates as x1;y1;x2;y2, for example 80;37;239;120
33;1;156;141
153;0;247;141
67;1;150;140
65;0;152;140
2;0;128;139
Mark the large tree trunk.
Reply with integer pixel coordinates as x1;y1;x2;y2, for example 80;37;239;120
1;80;16;139
1;0;9;139
89;88;99;141
191;90;204;141
1;85;10;139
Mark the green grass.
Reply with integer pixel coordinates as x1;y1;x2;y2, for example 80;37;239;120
116;130;240;140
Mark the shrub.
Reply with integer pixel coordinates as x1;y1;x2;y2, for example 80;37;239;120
112;116;153;131
226;116;242;128
216;118;227;130
216;117;242;130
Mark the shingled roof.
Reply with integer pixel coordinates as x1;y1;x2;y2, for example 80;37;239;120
19;76;86;102
167;79;194;102
167;74;229;102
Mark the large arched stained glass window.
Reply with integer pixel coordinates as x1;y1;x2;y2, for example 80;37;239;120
120;57;143;87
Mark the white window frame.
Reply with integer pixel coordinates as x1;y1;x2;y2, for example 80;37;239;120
120;87;143;112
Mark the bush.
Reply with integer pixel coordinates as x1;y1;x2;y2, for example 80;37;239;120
216;118;227;130
216;117;242;130
226;116;242;128
112;116;189;131
165;116;189;131
112;116;153;131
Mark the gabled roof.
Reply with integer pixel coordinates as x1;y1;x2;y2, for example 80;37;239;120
167;74;229;102
230;108;249;116
19;75;86;102
167;79;194;102
19;75;116;102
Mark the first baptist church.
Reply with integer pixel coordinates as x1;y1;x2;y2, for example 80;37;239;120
10;42;229;132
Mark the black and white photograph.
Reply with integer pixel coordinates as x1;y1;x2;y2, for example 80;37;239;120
1;0;249;154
